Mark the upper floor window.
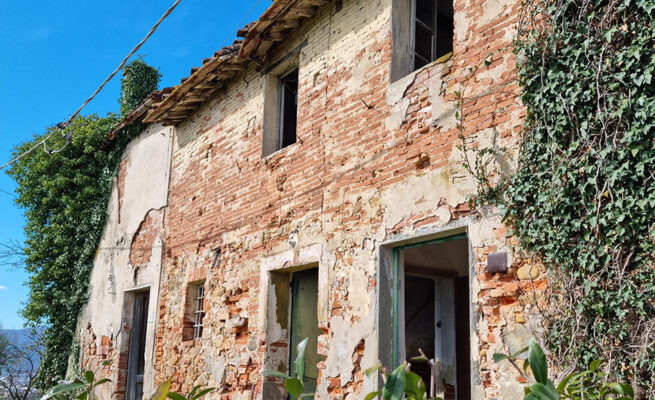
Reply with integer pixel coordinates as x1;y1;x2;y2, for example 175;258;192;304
391;0;454;81
414;0;453;69
262;65;299;157
278;68;298;150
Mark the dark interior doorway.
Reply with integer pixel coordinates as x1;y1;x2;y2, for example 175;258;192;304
126;291;149;400
400;236;470;400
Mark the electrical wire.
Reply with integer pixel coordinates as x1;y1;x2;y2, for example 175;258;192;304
218;0;264;49
0;188;18;198
0;0;182;171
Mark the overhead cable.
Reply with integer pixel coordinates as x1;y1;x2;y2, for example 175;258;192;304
218;0;264;49
0;0;182;171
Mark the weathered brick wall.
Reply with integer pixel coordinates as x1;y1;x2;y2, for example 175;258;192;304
77;0;551;398
148;0;546;398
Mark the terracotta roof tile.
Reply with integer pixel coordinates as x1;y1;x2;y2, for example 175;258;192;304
138;0;330;126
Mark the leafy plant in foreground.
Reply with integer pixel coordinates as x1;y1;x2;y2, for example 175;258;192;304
40;361;112;400
264;338;314;399
363;349;447;400
494;339;634;399
40;362;214;400
165;384;216;400
363;360;444;400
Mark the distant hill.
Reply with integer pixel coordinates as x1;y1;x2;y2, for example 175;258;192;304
1;327;45;347
0;327;45;378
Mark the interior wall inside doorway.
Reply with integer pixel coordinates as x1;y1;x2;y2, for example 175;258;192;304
402;237;470;400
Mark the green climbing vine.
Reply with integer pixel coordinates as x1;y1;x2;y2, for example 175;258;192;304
464;0;655;396
6;58;161;385
119;57;162;116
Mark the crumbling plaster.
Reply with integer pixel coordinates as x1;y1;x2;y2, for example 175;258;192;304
77;123;172;398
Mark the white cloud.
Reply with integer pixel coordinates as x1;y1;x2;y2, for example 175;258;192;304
0;286;7;290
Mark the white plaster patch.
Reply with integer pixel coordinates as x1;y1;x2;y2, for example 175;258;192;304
435;204;452;226
385;72;417;130
497;363;525;399
430;78;457;130
454;9;470;43
381;171;462;230
322;313;375;384
347;267;371;317
121;125;172;237
467;207;503;248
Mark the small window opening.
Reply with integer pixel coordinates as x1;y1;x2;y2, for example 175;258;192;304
277;68;298;150
183;281;206;341
413;0;453;72
193;283;206;339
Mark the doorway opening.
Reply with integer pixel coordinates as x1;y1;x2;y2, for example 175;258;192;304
393;234;470;400
126;291;149;400
288;268;321;394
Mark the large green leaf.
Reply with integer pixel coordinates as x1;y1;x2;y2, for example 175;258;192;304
528;339;549;385
150;379;172;400
364;391;382;400
284;377;304;398
493;353;511;363
364;364;382;377
404;371;426;399
382;365;406;400
191;388;215;400
295;338;309;382
84;370;94;384
93;378;111;387
40;381;87;400
166;392;186;400
528;382;559;400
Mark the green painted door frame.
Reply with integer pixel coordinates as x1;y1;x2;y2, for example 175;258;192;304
391;232;467;367
288;268;321;393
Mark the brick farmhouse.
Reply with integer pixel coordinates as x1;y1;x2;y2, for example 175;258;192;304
76;0;543;398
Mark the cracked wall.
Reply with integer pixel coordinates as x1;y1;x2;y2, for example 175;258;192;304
76;124;172;400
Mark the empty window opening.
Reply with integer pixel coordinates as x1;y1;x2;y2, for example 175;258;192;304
413;0;453;71
288;268;321;394
278;68;298;150
183;281;206;341
398;236;470;400
126;291;149;400
391;0;454;80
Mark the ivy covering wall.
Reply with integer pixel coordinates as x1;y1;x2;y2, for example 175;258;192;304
6;59;161;385
474;0;655;395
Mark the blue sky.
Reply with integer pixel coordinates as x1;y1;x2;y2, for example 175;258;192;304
0;0;272;329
